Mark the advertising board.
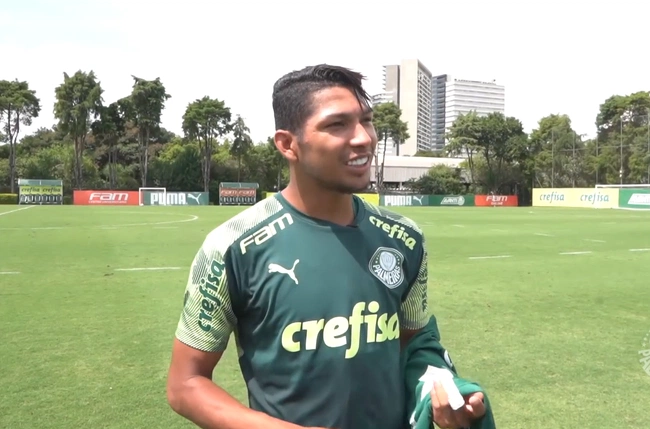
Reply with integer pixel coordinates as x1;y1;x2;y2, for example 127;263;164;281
475;195;518;207
74;190;139;205
532;188;618;208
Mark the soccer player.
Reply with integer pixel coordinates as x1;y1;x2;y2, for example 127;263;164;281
166;64;486;429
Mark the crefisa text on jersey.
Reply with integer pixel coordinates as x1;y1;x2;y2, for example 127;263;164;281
369;216;417;250
281;300;400;359
197;259;226;332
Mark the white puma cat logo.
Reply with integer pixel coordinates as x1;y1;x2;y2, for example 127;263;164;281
187;193;201;204
413;196;423;204
268;259;300;285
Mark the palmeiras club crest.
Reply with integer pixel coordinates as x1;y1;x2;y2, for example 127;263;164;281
369;247;405;289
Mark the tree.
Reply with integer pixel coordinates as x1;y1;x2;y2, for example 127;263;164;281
372;102;409;190
91;101;127;189
595;92;650;184
53;70;103;188
124;76;170;187
528;114;584;188
230;115;253;182
0;80;41;193
182;96;232;192
446;112;482;184
404;164;465;195
447;111;527;193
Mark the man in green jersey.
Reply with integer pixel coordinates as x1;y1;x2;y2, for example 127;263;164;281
166;64;486;429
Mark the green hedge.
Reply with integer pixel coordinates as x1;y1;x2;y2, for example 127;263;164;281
0;193;18;205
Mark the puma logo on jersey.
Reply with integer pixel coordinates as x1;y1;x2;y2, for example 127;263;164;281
281;301;400;359
369;216;417;250
268;259;299;284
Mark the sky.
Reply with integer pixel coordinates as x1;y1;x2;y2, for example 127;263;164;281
1;0;648;144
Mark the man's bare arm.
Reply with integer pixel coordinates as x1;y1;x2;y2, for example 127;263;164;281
167;339;311;429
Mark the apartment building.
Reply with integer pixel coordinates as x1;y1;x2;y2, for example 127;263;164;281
375;59;434;156
429;75;506;150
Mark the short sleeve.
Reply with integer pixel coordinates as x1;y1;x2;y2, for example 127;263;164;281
175;243;237;353
400;240;429;331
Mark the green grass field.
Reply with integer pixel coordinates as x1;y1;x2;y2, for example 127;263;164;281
1;204;650;428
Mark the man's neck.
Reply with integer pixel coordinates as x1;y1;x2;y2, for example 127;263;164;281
281;181;356;226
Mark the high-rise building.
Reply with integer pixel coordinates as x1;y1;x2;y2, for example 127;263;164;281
431;74;448;150
430;75;505;150
371;92;397;156
377;59;433;156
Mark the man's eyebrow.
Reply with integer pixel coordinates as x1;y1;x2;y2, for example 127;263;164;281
323;107;374;120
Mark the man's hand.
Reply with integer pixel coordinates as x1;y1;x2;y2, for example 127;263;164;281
430;381;486;429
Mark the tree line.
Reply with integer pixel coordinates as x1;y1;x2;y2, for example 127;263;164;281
0;71;284;200
377;92;650;203
1;70;649;204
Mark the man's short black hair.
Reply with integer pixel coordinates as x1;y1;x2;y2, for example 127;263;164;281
272;64;371;135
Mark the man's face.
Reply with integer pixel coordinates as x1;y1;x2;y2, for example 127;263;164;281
293;86;377;194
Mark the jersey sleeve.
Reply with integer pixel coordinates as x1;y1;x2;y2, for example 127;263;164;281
400;238;429;331
175;241;238;353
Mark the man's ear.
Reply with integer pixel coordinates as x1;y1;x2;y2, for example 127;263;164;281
274;130;298;162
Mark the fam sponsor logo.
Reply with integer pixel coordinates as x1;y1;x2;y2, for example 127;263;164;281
89;192;130;204
240;213;294;255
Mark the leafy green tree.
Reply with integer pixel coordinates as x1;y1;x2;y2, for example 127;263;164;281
447;111;527;193
404;164;465;195
0;80;41;193
91;101;127;189
123;76;170;187
230;115;253;181
182;96;232;192
371;102;409;190
53;70;103;188
595;92;650;184
446;112;481;184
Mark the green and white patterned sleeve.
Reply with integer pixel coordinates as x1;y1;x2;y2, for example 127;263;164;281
175;242;237;353
400;239;430;331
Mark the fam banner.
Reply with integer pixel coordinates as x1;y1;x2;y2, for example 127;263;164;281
74;190;140;205
475;195;518;207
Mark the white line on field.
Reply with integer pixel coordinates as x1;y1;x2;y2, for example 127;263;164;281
114;267;181;272
534;233;554;237
559;251;592;255
452;224;464;228
0;213;199;231
153;226;178;229
629;248;650;252
0;271;20;275
0;206;34;217
468;255;512;260
584;239;606;243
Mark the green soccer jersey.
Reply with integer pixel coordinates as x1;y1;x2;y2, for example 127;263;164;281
175;192;430;429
